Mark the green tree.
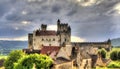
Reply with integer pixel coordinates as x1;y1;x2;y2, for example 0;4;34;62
14;54;53;69
117;51;120;60
98;48;106;58
110;51;118;61
101;48;106;58
4;50;25;69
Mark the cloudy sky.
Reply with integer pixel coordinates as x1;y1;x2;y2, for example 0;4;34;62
0;0;120;42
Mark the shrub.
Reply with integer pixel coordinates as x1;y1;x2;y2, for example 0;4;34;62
98;48;106;58
4;50;53;69
4;50;25;69
100;49;106;58
14;54;53;69
110;51;118;61
118;51;120;60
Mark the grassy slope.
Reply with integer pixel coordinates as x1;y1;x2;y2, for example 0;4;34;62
0;55;7;59
112;47;120;51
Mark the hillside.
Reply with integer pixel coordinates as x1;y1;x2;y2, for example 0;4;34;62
111;38;120;47
0;38;119;55
0;41;28;55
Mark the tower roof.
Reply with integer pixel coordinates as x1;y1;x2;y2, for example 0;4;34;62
41;46;60;54
57;19;60;23
36;30;57;36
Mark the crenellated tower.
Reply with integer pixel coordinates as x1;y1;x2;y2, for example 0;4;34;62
57;19;71;46
28;19;71;50
41;24;47;31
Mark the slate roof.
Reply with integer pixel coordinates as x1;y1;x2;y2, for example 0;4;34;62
54;57;71;64
36;30;57;36
56;45;72;60
101;58;111;65
90;55;97;67
80;50;91;59
41;46;60;55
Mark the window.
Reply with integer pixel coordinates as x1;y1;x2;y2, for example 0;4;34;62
53;38;55;41
65;38;66;41
42;38;44;41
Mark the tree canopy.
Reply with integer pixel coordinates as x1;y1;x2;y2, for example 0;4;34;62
4;50;25;69
14;54;53;69
110;50;120;61
4;50;53;69
98;48;106;58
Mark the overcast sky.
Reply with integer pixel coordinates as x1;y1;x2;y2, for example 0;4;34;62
0;0;120;42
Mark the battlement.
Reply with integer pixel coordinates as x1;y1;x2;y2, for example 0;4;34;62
57;19;71;33
41;24;47;31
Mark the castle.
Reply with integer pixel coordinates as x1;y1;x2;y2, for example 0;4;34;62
28;19;111;52
27;19;112;69
28;19;71;50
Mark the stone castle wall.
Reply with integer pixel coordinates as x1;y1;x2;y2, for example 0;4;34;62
28;20;71;50
33;35;60;50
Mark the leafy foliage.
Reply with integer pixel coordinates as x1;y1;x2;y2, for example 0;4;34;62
118;51;120;60
98;48;106;58
4;50;25;69
110;50;120;61
4;50;53;69
14;54;53;69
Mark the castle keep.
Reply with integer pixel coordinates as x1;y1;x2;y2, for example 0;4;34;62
28;19;71;50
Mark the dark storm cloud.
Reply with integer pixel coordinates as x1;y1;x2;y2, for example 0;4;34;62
72;19;114;41
6;14;21;21
0;27;28;38
0;0;15;18
0;0;120;41
51;5;61;13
